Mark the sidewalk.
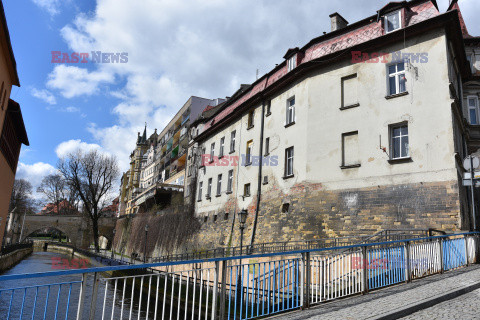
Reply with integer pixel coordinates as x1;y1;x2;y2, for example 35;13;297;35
270;264;480;320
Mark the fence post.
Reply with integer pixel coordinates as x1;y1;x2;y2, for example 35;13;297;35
88;272;100;320
76;273;87;320
219;260;228;320
301;252;311;309
464;234;470;266
405;241;411;283
212;261;220;320
438;238;444;274
362;246;369;294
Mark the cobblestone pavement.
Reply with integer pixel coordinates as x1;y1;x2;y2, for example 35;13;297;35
399;288;480;320
270;265;480;319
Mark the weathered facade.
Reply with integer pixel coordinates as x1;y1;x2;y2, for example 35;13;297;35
0;2;28;243
185;0;476;250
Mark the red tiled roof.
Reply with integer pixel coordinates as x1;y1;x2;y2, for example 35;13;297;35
201;0;440;135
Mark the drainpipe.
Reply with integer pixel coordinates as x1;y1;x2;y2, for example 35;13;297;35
248;99;266;251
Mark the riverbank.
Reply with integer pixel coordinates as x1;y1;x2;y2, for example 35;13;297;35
0;247;32;273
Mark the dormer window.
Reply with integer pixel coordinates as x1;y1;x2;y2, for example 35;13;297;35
287;55;296;71
385;10;401;33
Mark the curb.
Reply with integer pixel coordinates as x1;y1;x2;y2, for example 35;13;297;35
372;281;480;320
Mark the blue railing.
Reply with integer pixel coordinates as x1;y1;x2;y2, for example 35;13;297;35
0;232;478;319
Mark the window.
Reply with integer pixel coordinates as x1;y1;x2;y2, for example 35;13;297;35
286;97;295;126
230;131;236;153
265;137;270;156
204;216;208;223
341;131;360;168
246;140;253;165
244;183;251;197
207;178;212;198
213;215;217;222
219;137;225;157
390;124;409;159
227;169;233;193
385;10;401;33
224;212;229;220
247;110;255;128
198;182;203;201
341;74;359;109
282;203;290;213
468;96;479;125
266;100;271;116
217;174;222;196
467;55;474;73
287;55;296;71
388;62;406;95
285;146;294;177
210;143;215;162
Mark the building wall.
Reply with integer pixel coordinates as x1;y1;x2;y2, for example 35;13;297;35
0;34;16;243
190;28;466;249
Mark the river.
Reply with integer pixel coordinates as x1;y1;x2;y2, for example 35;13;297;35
0;250;147;319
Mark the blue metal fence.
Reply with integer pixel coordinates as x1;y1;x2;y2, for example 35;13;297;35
0;232;477;320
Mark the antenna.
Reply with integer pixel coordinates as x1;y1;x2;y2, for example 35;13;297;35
256;69;259;80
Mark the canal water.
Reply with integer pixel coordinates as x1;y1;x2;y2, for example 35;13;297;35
0;250;147;319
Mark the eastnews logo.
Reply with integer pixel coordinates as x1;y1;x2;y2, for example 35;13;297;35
351;51;428;64
201;154;278;167
51;257;90;269
51;51;128;63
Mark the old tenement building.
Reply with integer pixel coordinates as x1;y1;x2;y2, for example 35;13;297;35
184;0;480;249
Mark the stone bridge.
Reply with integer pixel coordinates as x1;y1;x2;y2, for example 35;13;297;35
9;214;116;249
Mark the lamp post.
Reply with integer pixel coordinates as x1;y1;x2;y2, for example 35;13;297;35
144;224;149;263
236;209;248;308
111;229;116;259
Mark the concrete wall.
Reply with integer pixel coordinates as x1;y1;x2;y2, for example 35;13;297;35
0;248;32;273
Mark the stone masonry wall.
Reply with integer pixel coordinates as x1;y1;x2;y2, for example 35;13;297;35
114;180;465;257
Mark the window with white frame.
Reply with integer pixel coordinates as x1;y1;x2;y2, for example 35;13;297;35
246;140;253;165
217;174;222;196
468;96;479;125
390;124;409;159
230;131;236;153
206;178;212;198
385;10;401;33
388;62;406;95
227;169;233;192
285;146;294;177
219;137;225;157
287;55;296;71
210;143;215;162
286;97;295;126
198;181;203;201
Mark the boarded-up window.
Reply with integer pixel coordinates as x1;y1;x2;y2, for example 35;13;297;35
341;74;358;108
342;131;360;167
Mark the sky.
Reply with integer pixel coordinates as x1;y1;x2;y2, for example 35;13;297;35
5;0;480;201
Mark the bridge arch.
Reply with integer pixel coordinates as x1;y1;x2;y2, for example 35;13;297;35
10;214;116;249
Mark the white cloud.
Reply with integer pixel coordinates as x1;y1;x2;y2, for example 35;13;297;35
16;162;58;201
31;88;56;105
46;0;480;173
47;65;114;98
31;0;61;16
55;139;103;158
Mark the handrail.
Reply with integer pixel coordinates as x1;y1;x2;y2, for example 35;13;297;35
1;231;477;281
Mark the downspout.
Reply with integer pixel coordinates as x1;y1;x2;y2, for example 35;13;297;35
248;98;266;251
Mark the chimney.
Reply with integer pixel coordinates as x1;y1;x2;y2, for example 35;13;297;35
329;12;349;32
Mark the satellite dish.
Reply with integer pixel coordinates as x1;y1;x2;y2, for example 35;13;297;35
464;156;480;171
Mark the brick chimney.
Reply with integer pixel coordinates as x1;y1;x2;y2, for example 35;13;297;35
329;12;349;32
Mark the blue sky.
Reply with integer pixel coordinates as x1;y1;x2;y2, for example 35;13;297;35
5;0;480;200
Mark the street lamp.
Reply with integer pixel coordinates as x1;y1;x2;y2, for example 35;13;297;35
236;209;248;307
111;229;116;259
238;209;248;255
144;224;149;263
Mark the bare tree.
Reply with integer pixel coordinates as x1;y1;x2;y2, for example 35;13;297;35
37;174;80;214
58;150;119;252
9;179;35;214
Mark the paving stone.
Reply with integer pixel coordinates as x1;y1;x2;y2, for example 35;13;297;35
270;265;480;319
